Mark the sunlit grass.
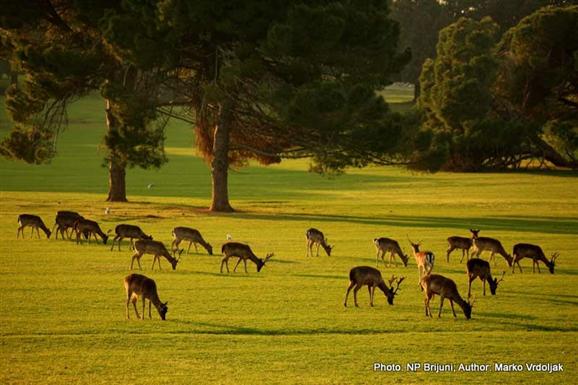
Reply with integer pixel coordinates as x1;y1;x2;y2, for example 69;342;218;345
1;93;577;385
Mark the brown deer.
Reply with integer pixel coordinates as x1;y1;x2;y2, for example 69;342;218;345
470;229;513;267
131;239;180;271
123;274;168;320
446;231;476;262
466;258;505;297
374;237;409;267
53;211;83;239
512;243;559;274
344;266;405;307
408;238;435;283
110;224;152;251
220;242;273;273
17;214;51;239
420;274;473;319
171;227;213;255
74;218;109;245
306;228;333;257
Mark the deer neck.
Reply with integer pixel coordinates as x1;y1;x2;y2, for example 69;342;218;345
377;281;390;296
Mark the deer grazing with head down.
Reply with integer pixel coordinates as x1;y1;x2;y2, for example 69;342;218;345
446;231;477;262
344;266;405;307
374;237;409;267
110;224;152;251
306;228;333;257
124;274;168;320
171;227;213;255
466;258;505;297
17;214;51;239
512;243;559;274
74;218;109;245
470;229;513;267
408;238;435;283
130;239;180;271
53;211;82;239
220;242;273;273
420;274;473;319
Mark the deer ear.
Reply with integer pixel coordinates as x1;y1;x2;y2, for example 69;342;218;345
164;302;168;306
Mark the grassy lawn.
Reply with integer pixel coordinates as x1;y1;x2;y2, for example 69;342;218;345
0;93;577;385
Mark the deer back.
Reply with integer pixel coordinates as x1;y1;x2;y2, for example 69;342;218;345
116;224;150;239
173;227;202;241
448;236;472;249
467;258;491;279
349;266;384;286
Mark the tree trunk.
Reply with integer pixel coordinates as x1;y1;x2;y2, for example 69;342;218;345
107;158;127;202
209;100;234;212
105;98;128;202
413;81;420;102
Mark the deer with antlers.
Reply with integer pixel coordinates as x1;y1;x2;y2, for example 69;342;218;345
408;238;435;283
374;237;409;267
130;239;180;271
306;228;333;257
124;274;168;320
17;214;51;239
470;229;513;267
512;243;559;274
420;274;473;319
220;242;273;273
344;266;405;307
466;258;505;297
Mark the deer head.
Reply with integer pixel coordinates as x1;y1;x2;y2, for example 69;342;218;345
385;275;406;305
256;253;274;272
469;229;480;239
548;252;559;274
159;302;168;320
489;271;506;295
407;236;422;253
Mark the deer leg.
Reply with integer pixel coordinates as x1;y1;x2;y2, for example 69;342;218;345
483;279;486;296
459;249;466;263
449;300;457;317
220;257;230;273
130;252;141;270
316;243;320;257
149;300;152;319
536;260;541;274
16;227;21;238
368;286;373;307
438;296;445;318
118;236;123;251
233;258;243;272
425;294;434;317
193;242;198;253
353;285;361;307
132;297;140;319
376;250;381;267
344;282;355;307
243;259;248;274
126;292;132;320
187;241;193;254
468;276;473;299
141;297;146;321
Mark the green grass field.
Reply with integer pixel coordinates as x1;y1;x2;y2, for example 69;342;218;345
1;92;577;385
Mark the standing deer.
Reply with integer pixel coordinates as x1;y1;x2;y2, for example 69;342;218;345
17;214;51;239
53;211;82;239
470;229;513;267
171;227;213;255
512;243;559;274
220;242;273;273
110;224;152;251
306;228;333;257
374;237;409;267
74;218;109;245
124;274;168;320
131;239;180;271
420;274;473;319
408;238;435;283
466;258;505;297
344;266;405;307
446;231;476;262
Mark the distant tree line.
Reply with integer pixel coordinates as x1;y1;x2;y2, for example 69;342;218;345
0;1;576;210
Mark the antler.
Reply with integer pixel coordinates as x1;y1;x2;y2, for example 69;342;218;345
393;276;405;293
551;252;560;262
497;271;506;283
264;253;274;261
388;275;397;286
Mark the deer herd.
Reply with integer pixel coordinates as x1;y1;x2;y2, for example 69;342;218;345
17;213;561;321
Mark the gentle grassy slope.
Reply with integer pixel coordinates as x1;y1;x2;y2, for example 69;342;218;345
1;94;577;385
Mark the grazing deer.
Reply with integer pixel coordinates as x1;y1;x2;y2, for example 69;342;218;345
74;218;109;245
131;239;180;271
512;243;559;274
420;274;473;319
53;211;83;239
220;242;273;273
374;237;409;267
17;214;51;239
344;266;405;307
110;224;152;251
408;238;435;282
470;229;513;267
446;232;476;263
466;258;505;297
306;228;333;257
171;227;213;255
124;274;168;320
